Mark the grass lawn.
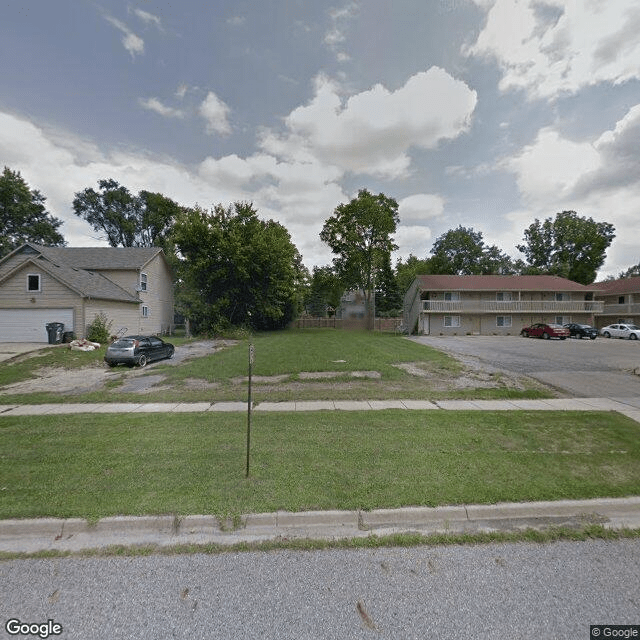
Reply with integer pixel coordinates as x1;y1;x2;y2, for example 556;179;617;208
0;329;552;403
1;409;638;520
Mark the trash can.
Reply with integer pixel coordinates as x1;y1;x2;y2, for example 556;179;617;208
46;322;65;345
62;331;76;343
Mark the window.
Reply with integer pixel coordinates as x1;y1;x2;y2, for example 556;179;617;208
555;316;570;325
555;292;568;301
140;273;148;292
619;296;625;304
142;305;149;317
443;315;460;327
496;316;512;327
27;274;41;292
496;292;513;301
444;292;460;301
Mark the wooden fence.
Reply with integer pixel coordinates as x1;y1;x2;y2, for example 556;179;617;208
290;316;404;332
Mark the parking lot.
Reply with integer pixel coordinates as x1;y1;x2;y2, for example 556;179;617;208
410;335;640;398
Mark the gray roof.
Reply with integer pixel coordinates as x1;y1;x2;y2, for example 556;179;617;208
34;245;163;270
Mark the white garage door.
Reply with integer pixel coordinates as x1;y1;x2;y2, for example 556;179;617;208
0;309;74;342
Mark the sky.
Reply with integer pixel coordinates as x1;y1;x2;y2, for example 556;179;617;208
1;0;640;279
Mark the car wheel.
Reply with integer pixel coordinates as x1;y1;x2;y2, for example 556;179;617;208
590;336;596;340
106;362;117;368
560;337;566;340
603;331;611;338
521;331;529;338
137;354;147;367
631;334;638;340
542;332;549;339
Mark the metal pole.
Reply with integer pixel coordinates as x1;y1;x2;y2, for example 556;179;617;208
246;343;254;478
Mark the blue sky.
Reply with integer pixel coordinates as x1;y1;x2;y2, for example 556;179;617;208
1;0;639;278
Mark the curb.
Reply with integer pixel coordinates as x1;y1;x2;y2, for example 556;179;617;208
2;498;639;554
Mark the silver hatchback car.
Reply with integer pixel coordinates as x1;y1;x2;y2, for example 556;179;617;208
104;335;175;367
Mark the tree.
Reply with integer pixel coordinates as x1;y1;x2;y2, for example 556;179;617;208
172;202;304;333
0;167;65;258
395;254;434;295
320;189;399;329
618;263;640;279
429;226;517;275
305;265;344;317
72;179;180;249
517;211;615;284
374;256;403;316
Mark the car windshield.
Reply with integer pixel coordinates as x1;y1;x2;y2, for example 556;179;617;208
547;324;563;328
628;325;640;330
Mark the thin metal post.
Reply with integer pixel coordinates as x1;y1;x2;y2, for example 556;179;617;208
246;343;254;478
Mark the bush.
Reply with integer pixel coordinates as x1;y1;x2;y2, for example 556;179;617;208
87;312;112;344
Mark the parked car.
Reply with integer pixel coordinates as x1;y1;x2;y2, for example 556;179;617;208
600;324;640;340
104;335;175;367
563;323;598;340
520;323;570;340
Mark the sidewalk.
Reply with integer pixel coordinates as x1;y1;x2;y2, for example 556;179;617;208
2;396;640;421
2;498;639;554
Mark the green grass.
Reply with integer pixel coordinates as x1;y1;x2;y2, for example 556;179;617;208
1;409;638;520
0;329;553;403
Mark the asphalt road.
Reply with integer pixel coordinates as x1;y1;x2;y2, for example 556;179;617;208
410;335;640;397
1;540;638;639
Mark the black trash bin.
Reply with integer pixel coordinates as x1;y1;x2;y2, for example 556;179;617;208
46;322;65;345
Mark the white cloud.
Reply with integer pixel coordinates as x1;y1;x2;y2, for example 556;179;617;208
393;225;434;262
466;0;640;100
104;15;144;57
398;194;445;224
139;97;184;119
261;68;477;178
199;92;232;135
325;1;359;61
133;9;163;31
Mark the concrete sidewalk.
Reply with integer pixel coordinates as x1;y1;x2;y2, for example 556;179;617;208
1;497;639;554
2;396;640;422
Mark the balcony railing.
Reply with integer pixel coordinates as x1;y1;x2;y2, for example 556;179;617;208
421;300;604;313
601;303;640;316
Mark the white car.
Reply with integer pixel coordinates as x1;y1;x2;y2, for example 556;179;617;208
600;323;640;340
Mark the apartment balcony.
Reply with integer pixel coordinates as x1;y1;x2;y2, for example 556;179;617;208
600;303;640;316
420;300;604;314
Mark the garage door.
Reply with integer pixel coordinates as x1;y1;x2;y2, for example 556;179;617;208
0;309;74;342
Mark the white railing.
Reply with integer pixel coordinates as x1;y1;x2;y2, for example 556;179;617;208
421;300;604;313
601;303;640;315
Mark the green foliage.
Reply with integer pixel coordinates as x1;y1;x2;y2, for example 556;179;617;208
618;263;640;279
86;312;113;344
305;265;344;316
72;178;180;250
395;254;434;294
0;166;66;259
517;211;615;284
172;202;305;333
320;189;399;326
429;225;518;275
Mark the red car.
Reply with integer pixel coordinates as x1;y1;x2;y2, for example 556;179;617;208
520;323;569;340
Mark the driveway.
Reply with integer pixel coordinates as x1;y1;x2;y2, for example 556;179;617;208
410;335;640;397
0;343;48;363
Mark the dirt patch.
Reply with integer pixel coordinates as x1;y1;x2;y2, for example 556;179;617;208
0;365;113;395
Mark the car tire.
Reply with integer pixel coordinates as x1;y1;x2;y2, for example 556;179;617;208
106;362;117;368
522;332;528;338
560;337;566;340
543;332;549;339
631;334;638;340
590;336;596;340
137;355;147;367
603;331;611;338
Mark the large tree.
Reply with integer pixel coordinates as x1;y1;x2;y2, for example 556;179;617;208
0;167;65;258
320;189;399;328
72;179;180;250
517;211;615;284
172;202;304;333
429;225;518;275
305;265;344;317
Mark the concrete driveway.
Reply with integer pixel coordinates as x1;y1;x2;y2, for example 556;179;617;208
0;343;50;363
410;335;640;397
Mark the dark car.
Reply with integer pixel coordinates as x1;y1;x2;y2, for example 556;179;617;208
563;323;598;339
520;323;569;340
104;335;175;367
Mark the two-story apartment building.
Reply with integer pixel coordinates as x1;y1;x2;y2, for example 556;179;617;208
404;274;602;335
592;277;640;328
0;243;174;342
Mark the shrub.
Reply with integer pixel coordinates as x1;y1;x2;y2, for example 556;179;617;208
87;312;112;344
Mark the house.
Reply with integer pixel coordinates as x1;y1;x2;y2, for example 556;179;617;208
0;243;174;342
591;277;640;328
403;274;602;336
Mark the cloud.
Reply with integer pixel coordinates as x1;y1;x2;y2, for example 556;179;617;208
139;97;184;118
226;16;246;26
133;8;163;31
466;0;640;100
260;68;477;178
199;92;232;135
393;225;434;262
104;15;144;57
398;194;445;224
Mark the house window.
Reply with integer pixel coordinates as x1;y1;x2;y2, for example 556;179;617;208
140;273;148;292
496;316;512;327
555;292;568;301
27;274;41;292
496;292;513;301
619;296;625;304
555;316;570;325
444;292;460;301
142;305;149;317
443;315;460;328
